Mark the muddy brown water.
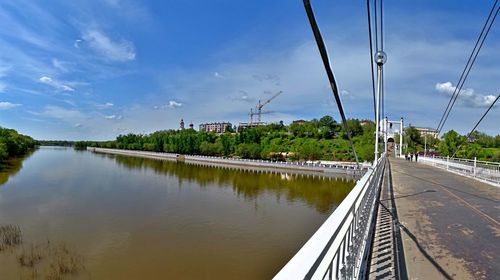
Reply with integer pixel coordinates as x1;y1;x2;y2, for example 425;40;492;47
0;146;355;279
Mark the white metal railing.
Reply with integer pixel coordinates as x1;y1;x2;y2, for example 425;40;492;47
274;154;386;280
87;147;367;174
418;155;500;186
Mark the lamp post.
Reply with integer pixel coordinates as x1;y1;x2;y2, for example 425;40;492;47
374;51;387;164
400;117;403;158
384;117;388;154
424;134;427;156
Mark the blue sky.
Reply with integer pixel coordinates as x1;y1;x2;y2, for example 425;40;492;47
0;0;498;140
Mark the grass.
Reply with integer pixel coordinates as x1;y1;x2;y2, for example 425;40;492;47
0;224;22;251
0;224;86;280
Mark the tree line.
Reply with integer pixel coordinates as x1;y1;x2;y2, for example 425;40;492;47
56;117;500;162
77;116;376;162
0;127;37;161
402;127;500;161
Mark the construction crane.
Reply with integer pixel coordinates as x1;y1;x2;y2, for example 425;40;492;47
249;109;275;125
255;91;282;123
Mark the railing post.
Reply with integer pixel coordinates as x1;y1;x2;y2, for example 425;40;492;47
473;157;477;177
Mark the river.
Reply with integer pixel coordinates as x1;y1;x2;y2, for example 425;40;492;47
0;146;355;279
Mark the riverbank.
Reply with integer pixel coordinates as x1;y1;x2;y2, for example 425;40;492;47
87;147;368;177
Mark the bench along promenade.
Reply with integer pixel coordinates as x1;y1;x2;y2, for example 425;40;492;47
87;147;368;177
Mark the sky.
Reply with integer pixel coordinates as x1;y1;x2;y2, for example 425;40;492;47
0;0;498;140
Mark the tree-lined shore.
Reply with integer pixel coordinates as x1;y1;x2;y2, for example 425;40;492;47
72;116;500;162
0;127;37;161
77;116;375;162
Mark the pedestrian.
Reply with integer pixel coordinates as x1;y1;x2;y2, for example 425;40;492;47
415;153;418;162
410;153;413;162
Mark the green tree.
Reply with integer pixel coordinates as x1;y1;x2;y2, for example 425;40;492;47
404;126;422;153
298;139;322;160
437;130;465;156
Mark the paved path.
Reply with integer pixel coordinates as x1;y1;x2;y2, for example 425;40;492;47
391;158;500;279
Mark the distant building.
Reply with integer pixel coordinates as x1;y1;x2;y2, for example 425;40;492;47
292;120;307;125
199;122;232;133
414;127;438;138
360;119;372;126
180;119;185;130
189;122;194;129
237;122;261;132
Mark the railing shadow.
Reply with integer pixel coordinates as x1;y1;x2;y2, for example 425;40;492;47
378;202;453;280
380;189;436;201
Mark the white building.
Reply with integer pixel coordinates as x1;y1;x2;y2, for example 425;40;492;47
414;127;438;138
199;122;232;133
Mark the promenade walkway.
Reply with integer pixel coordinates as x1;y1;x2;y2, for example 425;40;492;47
391;158;499;279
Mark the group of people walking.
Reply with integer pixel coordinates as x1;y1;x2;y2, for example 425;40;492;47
405;152;418;162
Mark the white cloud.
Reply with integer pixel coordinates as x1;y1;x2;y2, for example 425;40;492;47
0;101;21;109
233;90;254;103
0;65;10;78
104;114;122;120
39;76;74;92
74;39;82;48
153;100;183;110
37;105;84;121
214;72;224;79
52;58;69;72
94;102;115;109
435;82;498;108
0;82;6;93
82;30;136;62
168;100;182;108
0;66;10;93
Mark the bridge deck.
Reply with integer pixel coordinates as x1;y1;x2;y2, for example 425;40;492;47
391;158;500;279
367;159;405;280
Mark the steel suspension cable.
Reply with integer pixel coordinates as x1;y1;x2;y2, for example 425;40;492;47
380;0;384;51
451;94;499;158
367;0;377;121
438;5;499;135
436;0;499;134
380;0;384;121
374;0;378;50
302;0;360;167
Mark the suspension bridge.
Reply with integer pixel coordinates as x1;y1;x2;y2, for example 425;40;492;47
274;0;499;279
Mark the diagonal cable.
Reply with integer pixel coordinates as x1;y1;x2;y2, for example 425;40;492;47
367;0;377;120
436;0;499;134
303;0;360;166
451;94;499;158
439;4;499;135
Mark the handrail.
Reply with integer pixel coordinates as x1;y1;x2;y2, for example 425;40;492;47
274;154;386;279
419;155;500;186
87;147;368;176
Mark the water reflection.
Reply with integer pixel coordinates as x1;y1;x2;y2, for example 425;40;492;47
110;154;355;214
0;151;34;186
0;148;357;279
